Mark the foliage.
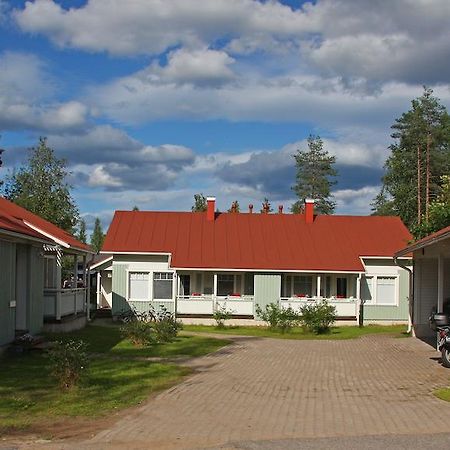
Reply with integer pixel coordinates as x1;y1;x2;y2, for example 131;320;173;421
90;217;105;253
213;304;234;328
119;306;182;346
2;137;79;232
255;302;302;333
132;205;139;211
300;300;336;334
120;320;156;346
227;200;240;213
47;340;89;389
291;135;338;215
76;218;87;244
192;193;207;212
260;197;273;213
373;87;450;228
412;175;450;238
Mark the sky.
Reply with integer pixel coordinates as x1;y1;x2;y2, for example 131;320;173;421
1;0;450;234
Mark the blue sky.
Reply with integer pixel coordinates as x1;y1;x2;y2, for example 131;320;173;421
1;0;450;234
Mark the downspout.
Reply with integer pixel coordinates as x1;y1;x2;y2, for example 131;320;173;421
394;256;414;336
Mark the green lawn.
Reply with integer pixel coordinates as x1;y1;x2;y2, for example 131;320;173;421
183;324;409;340
0;324;230;436
434;387;450;402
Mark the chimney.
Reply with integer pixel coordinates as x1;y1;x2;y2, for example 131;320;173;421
249;204;253;214
305;199;315;224
207;196;216;221
278;205;283;214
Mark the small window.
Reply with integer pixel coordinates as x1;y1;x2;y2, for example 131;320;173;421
129;272;149;300
376;276;396;305
217;274;234;296
293;276;312;297
336;277;347;298
153;272;173;299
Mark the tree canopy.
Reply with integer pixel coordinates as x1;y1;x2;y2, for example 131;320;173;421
228;200;240;213
373;87;450;229
191;193;207;212
2;137;79;232
90;218;105;253
76;218;87;244
291;135;337;215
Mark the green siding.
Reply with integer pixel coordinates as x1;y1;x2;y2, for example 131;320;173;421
112;264;129;315
28;246;44;334
129;300;175;314
254;274;281;318
364;270;409;321
0;240;16;346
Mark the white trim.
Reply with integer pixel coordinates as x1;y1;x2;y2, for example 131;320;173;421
102;251;171;256
172;266;363;274
362;274;399;306
91;256;113;270
23;221;70;247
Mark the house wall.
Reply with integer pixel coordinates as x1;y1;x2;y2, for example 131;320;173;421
254;273;281;318
111;255;175;316
0;239;16;346
28;245;44;334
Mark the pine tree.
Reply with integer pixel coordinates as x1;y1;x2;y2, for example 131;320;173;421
77;218;87;244
291;135;338;215
374;87;450;228
132;205;139;211
90;218;105;253
2;137;79;232
260;198;273;214
191;193;207;212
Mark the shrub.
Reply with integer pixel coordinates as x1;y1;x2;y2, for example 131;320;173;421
47;340;89;389
213;304;234;328
255;302;301;333
152;307;182;343
300;300;336;334
120;320;157;346
120;306;182;346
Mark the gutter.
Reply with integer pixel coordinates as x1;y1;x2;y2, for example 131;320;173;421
394;255;414;335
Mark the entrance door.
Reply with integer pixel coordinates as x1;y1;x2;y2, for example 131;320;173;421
15;245;29;332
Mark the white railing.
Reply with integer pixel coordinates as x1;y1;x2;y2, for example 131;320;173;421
44;288;87;320
280;297;358;317
176;295;255;316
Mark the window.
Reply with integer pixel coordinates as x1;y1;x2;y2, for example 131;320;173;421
293;276;312;297
129;272;149;300
179;275;190;296
217;274;235;296
244;273;254;295
336;277;347;298
282;275;292;297
204;273;213;295
325;276;331;298
153;272;173;299
44;257;56;289
376;276;396;305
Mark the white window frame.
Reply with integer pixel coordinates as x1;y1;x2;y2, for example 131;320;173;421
363;274;399;306
128;271;151;302
153;272;174;300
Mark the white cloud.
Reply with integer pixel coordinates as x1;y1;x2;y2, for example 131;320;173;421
147;48;236;87
87;165;122;188
334;186;380;215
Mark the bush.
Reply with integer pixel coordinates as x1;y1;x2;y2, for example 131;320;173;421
152;307;182;343
120;306;182;346
47;340;89;389
255;302;301;333
120;320;157;346
213;304;234;328
300;300;336;334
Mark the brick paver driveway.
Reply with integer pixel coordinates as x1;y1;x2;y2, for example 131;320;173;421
29;334;450;449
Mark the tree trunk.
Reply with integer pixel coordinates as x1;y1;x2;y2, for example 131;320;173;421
417;144;422;224
425;132;431;221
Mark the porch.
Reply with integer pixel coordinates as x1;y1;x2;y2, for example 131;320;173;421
174;271;360;319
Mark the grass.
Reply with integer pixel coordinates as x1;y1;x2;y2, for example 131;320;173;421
183;324;409;340
0;324;230;436
434;387;450;402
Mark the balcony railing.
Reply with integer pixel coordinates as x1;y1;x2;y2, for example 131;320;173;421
280;296;358;317
176;295;255;316
44;288;87;320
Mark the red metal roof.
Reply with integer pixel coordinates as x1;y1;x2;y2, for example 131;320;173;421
103;211;412;272
395;224;450;257
0;196;91;252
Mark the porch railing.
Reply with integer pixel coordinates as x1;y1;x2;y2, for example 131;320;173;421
44;288;87;320
176;295;255;315
280;297;358;317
